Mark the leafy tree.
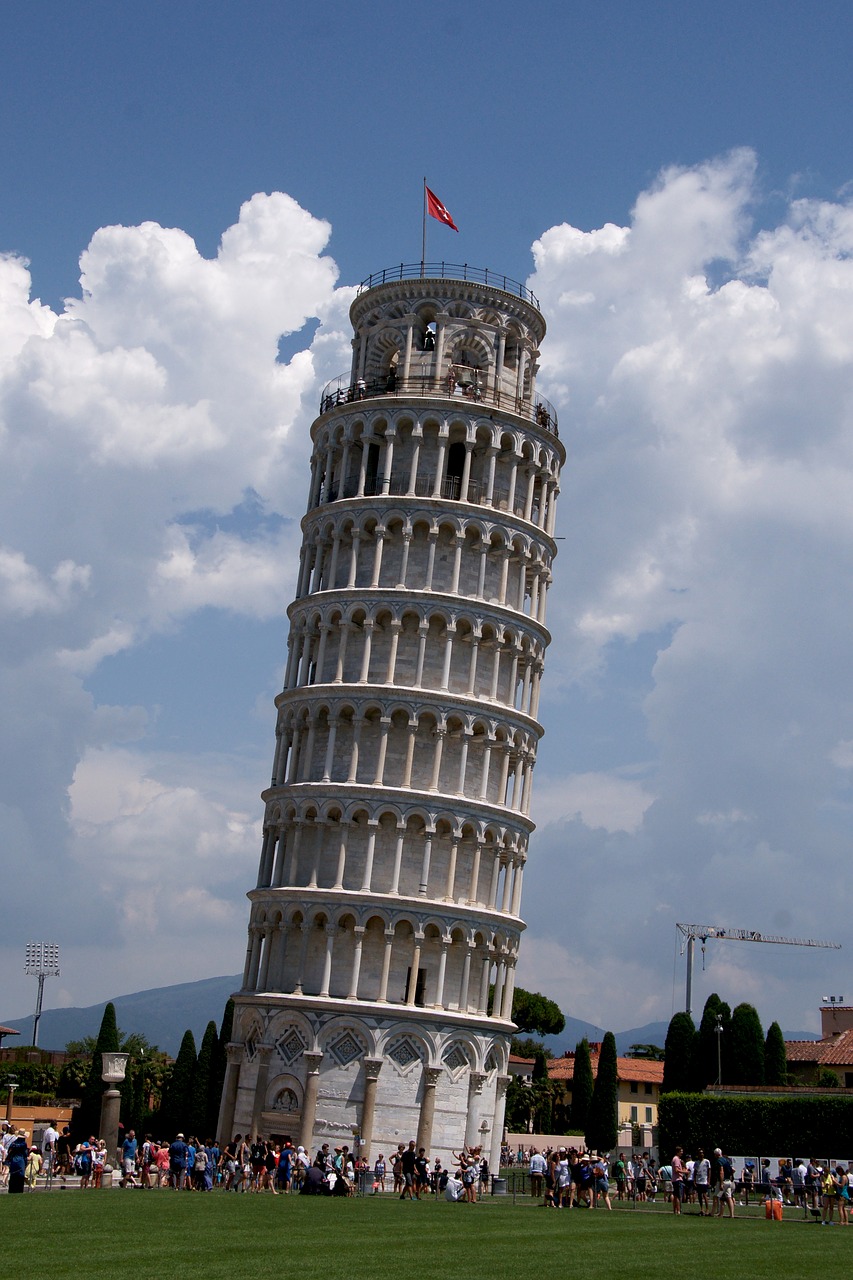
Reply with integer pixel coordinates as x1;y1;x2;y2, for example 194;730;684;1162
691;994;731;1089
510;1036;547;1059
511;988;565;1039
728;1003;765;1086
158;1029;197;1136
504;1075;533;1132
586;1031;618;1153
571;1038;594;1133
627;1043;665;1061
662;1012;697;1094
817;1068;841;1089
58;1055;89;1097
533;1081;554;1133
191;1021;217;1138
764;1021;788;1087
73;1002;120;1139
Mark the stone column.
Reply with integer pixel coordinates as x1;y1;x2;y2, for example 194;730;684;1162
322;716;338;782
299;1053;323;1152
216;1044;243;1142
319;924;336;997
332;821;349;890
378;928;395;1002
464;1071;486;1147
416;1067;443;1152
347;925;365;999
405;934;422;1004
434;939;449;1009
250;1045;273;1137
390;828;405;894
360;1059;384;1162
361;823;378;891
402;317;415;381
489;1074;511;1171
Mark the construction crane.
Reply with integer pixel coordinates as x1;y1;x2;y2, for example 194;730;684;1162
676;923;841;1018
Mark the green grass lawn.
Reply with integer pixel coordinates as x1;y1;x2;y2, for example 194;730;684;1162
4;1192;848;1278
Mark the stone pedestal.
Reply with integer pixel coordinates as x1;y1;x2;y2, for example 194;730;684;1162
99;1088;122;1165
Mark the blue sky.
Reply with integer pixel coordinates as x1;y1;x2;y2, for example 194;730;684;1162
3;0;853;1038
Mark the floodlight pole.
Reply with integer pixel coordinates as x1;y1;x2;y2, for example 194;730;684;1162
24;941;60;1047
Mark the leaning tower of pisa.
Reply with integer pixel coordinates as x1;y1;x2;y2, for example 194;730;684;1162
218;264;563;1168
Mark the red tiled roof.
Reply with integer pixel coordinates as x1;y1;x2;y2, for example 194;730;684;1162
509;1055;536;1065
0;1026;20;1036
785;1029;853;1067
547;1054;664;1084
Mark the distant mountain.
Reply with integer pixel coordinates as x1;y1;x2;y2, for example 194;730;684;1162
1;974;241;1057
1;979;821;1060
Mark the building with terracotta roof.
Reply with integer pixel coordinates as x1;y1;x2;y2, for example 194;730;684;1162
547;1046;664;1137
786;1004;853;1087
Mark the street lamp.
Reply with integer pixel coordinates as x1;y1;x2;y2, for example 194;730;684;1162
4;1076;18;1125
714;1014;723;1086
24;942;60;1047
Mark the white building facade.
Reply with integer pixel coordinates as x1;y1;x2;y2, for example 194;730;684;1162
219;264;563;1168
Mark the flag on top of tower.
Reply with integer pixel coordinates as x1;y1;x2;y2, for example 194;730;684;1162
425;185;458;232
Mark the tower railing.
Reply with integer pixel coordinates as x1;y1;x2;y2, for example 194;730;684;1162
357;262;540;310
319;373;558;437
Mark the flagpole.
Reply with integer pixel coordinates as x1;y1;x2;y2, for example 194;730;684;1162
421;178;427;276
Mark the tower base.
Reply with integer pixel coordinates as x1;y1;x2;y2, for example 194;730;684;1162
220;994;511;1171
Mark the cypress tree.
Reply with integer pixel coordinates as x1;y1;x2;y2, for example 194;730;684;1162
764;1021;788;1087
74;1002;120;1139
728;1003;765;1085
661;1012;697;1093
191;1021;217;1139
158;1029;197;1137
692;994;731;1089
208;998;234;1140
586;1031;618;1153
571;1038;594;1133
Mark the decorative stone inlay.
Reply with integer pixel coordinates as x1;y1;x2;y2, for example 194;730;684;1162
388;1037;422;1071
329;1031;363;1067
276;1029;306;1064
443;1045;469;1072
245;1035;258;1062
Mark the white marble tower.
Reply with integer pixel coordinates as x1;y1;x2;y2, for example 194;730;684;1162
219;264;563;1168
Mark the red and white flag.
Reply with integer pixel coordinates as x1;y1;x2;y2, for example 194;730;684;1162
426;185;459;232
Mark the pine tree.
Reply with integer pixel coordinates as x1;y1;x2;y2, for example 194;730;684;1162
74;1002;120;1139
728;1003;765;1085
764;1021;788;1086
691;993;731;1089
586;1031;618;1153
158;1029;197;1137
191;1021;217;1139
661;1012;697;1093
571;1038;594;1133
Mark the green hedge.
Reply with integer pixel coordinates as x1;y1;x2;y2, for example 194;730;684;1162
659;1092;853;1160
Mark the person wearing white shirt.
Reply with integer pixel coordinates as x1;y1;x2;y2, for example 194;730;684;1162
41;1120;59;1176
529;1149;547;1199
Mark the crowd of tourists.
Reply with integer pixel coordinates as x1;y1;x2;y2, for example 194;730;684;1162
522;1144;853;1223
2;1118;490;1201
9;1115;850;1223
